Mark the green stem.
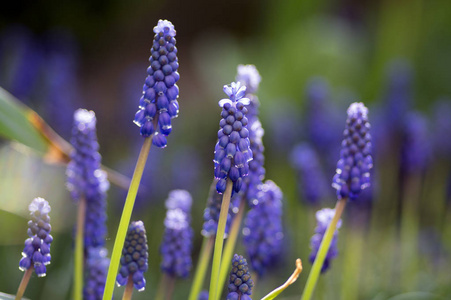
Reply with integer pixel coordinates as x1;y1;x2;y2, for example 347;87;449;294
301;198;347;300
74;196;86;300
188;237;214;300
122;275;134;300
15;266;33;300
217;198;246;300
261;259;303;300
103;137;152;300
155;273;175;300
209;179;233;300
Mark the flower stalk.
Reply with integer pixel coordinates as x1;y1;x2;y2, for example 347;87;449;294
74;196;86;300
15;267;33;300
188;237;214;300
103;137;152;300
261;259;303;300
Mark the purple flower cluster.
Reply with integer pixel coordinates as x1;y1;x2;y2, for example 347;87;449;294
214;82;253;194
160;191;193;278
19;198;53;277
291;143;329;204
84;247;109;300
226;254;254;300
66;109;110;248
134;19;180;148
117;221;149;291
332;102;373;201
401;111;430;174
309;208;341;273
242;180;283;276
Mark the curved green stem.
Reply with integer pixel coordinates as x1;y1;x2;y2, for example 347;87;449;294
209;179;233;300
217;198;246;299
74;196;86;300
103;137;152;300
15;266;33;300
301;198;347;300
261;259;303;300
188;237;214;300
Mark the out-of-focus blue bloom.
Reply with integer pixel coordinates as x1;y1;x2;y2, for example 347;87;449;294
19;197;53;277
84;247;109;300
432;99;451;160
134;19;180;148
165;189;193;214
309;208;341;273
291;143;330;204
226;254;254;300
332;102;373;201
214;82;253;194
198;290;209;300
401;111;431;174
160;207;193;278
66;109;110;248
202;184;239;238
236;64;261;95
242;180;283;276
117;221;149;291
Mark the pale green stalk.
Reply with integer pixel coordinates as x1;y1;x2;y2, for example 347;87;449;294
301;198;347;300
15;267;33;300
216;198;246;299
208;179;233;300
188;237;214;300
103;137;152;300
73;196;86;300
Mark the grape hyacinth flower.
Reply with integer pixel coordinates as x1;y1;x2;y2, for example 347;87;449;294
226;254;254;300
290;143;330;204
214;82;252;194
332;102;373;201
309;208;342;273
133;19;180;148
160;192;194;278
243;180;284;277
117;221;149;291
19;197;53;277
84;247;109;300
236;64;261;96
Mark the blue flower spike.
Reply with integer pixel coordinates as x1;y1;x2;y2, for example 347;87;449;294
226;254;254;300
309;208;342;273
214;82;253;194
19;197;53;277
117;221;149;292
332;102;373;201
134;19;180;148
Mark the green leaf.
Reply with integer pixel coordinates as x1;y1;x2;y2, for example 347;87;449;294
0;87;47;154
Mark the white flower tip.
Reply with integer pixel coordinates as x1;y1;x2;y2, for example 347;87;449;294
219;99;233;107
154;20;176;36
29;197;51;215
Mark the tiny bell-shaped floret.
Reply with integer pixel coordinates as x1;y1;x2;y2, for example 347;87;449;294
117;221;149;291
19;197;53;277
309;208;341;273
134;19;180;148
214;82;253;194
332;102;373;201
226;254;254;300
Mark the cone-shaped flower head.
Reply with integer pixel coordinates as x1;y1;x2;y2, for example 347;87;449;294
309;208;341;273
84;247;109;300
401;111;430;174
214;82;253;194
117;221;149;291
202;184;238;238
226;254;254;300
332;102;373;201
19;197;53;277
243;180;284;276
133;19;180;148
291;143;329;204
66;109;109;248
160;190;193;278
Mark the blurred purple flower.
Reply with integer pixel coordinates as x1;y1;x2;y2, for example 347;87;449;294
432;98;451;160
84;247;109;300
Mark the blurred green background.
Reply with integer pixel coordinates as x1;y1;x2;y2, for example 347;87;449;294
0;0;451;299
